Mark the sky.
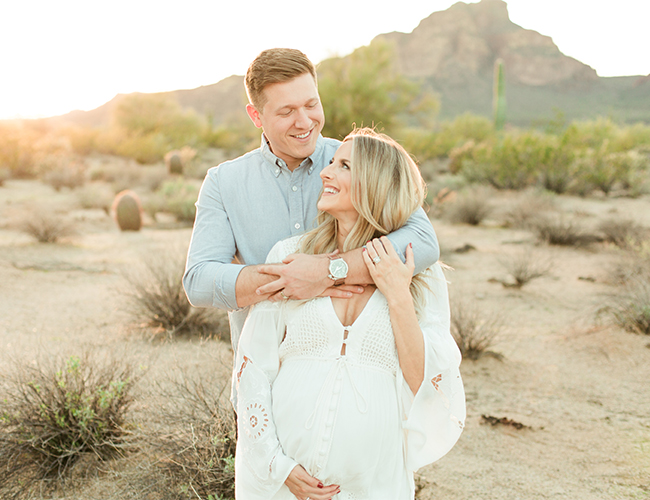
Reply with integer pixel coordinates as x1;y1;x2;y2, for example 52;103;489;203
1;0;648;120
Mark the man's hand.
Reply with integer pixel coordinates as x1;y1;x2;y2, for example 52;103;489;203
285;465;340;500
256;253;363;301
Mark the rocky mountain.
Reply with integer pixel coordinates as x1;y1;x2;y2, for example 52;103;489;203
378;0;596;86
51;0;650;128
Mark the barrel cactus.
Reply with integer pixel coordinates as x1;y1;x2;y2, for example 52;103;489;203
112;190;142;231
166;151;183;175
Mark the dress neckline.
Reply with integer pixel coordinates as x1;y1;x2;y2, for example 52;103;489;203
327;288;379;329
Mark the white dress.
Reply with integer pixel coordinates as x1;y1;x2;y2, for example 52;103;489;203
234;236;465;499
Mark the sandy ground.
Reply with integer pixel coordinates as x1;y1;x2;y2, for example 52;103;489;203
0;178;649;499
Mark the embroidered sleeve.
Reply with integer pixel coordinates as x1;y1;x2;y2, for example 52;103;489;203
234;301;297;498
398;263;466;472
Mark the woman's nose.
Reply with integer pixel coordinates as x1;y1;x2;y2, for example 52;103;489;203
320;163;334;180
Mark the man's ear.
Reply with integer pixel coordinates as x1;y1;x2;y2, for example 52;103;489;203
246;104;263;129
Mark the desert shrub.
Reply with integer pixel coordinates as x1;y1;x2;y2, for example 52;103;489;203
121;250;229;340
500;190;556;229
404;113;494;163
445;188;493;225
598;218;648;249
458;132;548;190
61;126;100;156
531;215;595;247
100;129;170;165
0;123;39;178
0;167;10;186
0;353;138;491
42;159;87;191
145;368;236;499
76;183;114;213
498;251;551;288
450;297;502;360
606;241;650;285
153;178;200;223
571;146;630;196
609;277;650;335
18;208;75;243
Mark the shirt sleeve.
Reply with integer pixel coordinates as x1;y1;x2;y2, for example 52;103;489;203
234;300;298;498
397;263;466;472
183;166;244;311
385;207;440;275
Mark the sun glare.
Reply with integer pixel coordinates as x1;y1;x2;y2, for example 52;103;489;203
0;0;648;120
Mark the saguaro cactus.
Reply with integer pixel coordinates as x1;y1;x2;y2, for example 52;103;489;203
112;190;142;231
493;58;506;131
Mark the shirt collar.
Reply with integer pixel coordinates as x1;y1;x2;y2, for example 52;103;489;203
260;133;324;177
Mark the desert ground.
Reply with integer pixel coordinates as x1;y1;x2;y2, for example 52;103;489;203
0;156;649;499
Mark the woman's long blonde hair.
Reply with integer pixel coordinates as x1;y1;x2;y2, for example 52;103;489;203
300;127;431;314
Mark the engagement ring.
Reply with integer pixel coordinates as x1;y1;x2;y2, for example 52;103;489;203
372;256;381;264
280;290;290;300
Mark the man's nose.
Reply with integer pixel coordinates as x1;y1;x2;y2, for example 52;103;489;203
295;108;311;128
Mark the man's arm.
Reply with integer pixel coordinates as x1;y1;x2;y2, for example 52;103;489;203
183;167;280;310
255;207;439;298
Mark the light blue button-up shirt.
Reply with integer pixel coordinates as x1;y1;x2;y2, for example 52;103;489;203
183;134;439;348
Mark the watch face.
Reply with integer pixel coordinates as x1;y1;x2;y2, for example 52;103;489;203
330;259;348;278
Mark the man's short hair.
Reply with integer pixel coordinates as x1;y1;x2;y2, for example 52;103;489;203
245;48;317;111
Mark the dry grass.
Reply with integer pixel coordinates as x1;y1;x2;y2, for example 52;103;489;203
450;296;503;360
17;208;76;243
497;251;552;289
597;218;648;249
445;188;493;226
42;161;86;191
609;277;650;335
500;190;556;229
0;352;139;498
76;183;114;213
145;368;236;499
121;251;229;341
531;215;597;247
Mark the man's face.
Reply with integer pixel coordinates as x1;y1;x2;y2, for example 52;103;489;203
246;72;325;170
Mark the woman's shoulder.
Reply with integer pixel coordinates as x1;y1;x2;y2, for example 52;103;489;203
265;235;304;264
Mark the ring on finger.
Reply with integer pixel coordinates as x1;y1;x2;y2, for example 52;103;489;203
280;290;290;300
372;256;381;264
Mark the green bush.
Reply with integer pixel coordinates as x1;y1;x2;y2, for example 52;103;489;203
0;353;138;486
155;178;200;223
459;132;545;190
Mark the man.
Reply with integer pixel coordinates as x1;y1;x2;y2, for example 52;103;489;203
183;48;439;354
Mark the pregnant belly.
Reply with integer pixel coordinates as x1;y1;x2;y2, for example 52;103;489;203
271;359;403;482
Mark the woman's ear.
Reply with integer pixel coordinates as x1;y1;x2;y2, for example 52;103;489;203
246;104;263;129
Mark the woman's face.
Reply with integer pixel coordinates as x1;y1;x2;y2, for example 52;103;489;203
317;140;357;221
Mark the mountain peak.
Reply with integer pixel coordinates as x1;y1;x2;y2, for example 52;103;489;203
376;0;596;86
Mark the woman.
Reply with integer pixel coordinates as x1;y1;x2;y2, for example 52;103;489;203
234;128;465;499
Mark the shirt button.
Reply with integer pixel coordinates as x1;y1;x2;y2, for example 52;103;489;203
292;185;298;192
294;223;300;229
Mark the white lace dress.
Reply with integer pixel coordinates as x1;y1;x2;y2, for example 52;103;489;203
234;236;465;499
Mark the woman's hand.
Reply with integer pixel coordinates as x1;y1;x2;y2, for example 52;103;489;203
285;465;340;500
362;236;414;305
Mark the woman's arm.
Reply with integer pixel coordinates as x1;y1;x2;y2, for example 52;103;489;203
362;236;424;393
364;244;465;471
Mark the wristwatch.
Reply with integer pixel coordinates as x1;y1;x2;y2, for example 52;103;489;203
327;255;348;286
